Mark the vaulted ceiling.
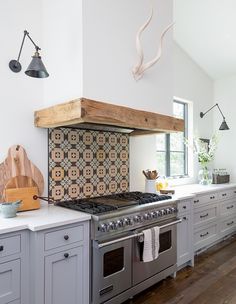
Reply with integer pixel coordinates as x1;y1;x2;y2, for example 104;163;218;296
174;0;236;80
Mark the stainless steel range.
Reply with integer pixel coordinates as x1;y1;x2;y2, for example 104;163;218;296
57;192;181;304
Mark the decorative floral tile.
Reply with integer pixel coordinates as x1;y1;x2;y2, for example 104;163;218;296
48;128;129;201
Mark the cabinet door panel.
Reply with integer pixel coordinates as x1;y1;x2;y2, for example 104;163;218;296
177;214;193;267
45;247;83;304
0;259;20;304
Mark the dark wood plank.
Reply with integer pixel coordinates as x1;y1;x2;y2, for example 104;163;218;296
124;235;236;304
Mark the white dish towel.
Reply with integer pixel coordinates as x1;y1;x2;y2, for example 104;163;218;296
142;226;160;262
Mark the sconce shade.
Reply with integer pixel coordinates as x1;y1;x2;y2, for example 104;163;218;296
219;119;229;131
25;52;49;78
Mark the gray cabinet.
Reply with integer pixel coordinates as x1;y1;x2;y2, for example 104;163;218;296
0;259;20;304
177;199;194;269
45;247;83;304
0;231;29;304
30;221;90;304
193;186;236;253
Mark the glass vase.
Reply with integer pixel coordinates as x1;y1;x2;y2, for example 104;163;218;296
198;165;212;185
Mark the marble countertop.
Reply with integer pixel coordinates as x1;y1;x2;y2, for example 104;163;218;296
1;183;236;235
173;183;236;196
0;202;91;235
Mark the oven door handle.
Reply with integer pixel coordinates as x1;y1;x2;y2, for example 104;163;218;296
96;218;182;248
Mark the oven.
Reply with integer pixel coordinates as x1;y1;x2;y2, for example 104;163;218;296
92;235;132;304
132;219;177;285
91;218;180;304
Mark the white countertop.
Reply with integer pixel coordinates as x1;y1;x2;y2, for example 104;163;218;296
173;183;236;196
0;202;91;235
1;183;236;235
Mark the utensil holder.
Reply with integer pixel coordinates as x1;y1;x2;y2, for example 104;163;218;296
145;179;157;193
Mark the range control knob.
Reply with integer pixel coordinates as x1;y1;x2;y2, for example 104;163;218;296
144;213;151;220
115;220;123;229
150;212;156;219
134;215;143;223
155;210;161;217
171;207;177;213
108;221;116;230
166;208;171;214
123;218;130;226
160;209;166;216
99;223;107;232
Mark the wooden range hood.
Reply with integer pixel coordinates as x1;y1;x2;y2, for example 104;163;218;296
34;98;184;136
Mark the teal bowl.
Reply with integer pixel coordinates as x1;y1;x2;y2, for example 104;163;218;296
0;200;22;218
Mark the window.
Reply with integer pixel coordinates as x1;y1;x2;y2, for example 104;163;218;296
156;100;188;177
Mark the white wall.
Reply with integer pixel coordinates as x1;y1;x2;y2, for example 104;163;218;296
42;0;83;106
82;0;174;191
213;75;236;181
0;1;47;193
83;0;173;115
174;42;214;182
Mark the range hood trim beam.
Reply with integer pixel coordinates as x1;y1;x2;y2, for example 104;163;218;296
34;98;184;135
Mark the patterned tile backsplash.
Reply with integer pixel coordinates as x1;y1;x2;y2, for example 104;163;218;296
48;128;129;201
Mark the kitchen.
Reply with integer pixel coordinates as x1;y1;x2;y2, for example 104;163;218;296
0;0;236;304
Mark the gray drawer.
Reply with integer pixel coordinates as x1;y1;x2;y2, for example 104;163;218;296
193;193;218;207
0;235;21;258
44;225;84;251
194;223;218;251
221;201;236;216
219;188;236;200
220;217;236;234
178;200;191;214
194;204;217;227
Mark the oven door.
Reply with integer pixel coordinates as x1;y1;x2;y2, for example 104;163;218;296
133;219;177;286
92;236;132;304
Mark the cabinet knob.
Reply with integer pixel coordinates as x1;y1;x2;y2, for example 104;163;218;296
0;246;3;252
64;253;69;258
64;235;69;240
183;206;186;209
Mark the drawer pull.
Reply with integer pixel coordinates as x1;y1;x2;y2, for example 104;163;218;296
210;196;215;199
227;221;234;226
227;205;234;210
234;191;236;194
200;213;209;219
194;200;200;203
64;253;69;258
222;193;227;197
200;232;209;238
183;216;187;221
64;235;69;240
183;206;187;209
0;246;4;252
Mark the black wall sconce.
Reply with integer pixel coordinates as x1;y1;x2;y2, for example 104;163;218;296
9;30;49;78
200;103;229;130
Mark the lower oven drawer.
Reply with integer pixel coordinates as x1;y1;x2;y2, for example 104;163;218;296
132;223;177;286
92;238;132;304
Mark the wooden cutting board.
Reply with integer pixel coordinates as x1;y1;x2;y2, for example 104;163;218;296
4;176;40;211
0;145;44;200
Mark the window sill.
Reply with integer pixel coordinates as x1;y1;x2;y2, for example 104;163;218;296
167;176;196;187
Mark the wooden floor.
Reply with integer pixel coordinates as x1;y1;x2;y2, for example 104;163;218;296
124;235;236;304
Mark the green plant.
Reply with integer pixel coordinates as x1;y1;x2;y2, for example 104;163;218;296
185;133;219;166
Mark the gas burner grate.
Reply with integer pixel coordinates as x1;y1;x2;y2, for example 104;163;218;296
105;191;172;205
56;200;117;215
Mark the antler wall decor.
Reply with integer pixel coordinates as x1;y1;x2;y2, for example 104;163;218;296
132;3;174;81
